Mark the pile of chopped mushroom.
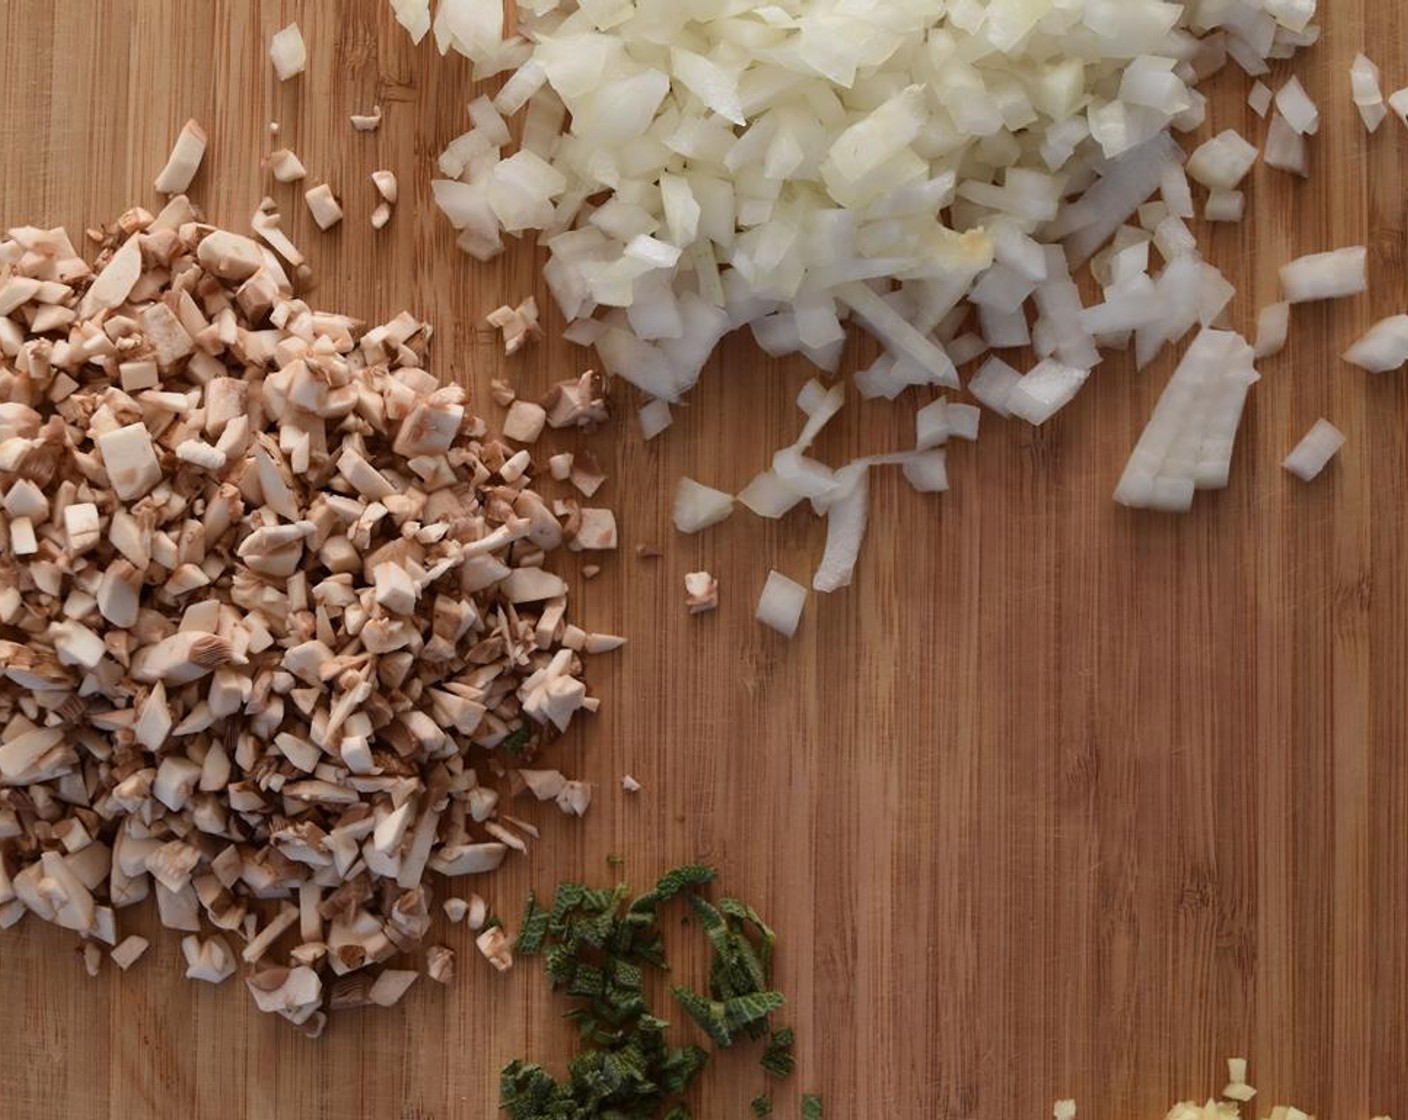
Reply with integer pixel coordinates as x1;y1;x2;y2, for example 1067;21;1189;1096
0;198;622;1033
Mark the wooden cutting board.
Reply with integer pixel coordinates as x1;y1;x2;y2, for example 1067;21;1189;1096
2;3;1405;1118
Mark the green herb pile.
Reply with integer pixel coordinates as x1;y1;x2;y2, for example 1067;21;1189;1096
500;865;818;1119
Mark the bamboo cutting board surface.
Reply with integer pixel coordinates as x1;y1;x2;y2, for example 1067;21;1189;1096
1;3;1407;1118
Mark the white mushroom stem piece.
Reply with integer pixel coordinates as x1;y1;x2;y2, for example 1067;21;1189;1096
154;119;208;194
270;23;307;81
304;184;344;230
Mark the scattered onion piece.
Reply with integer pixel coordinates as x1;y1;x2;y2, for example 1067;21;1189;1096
812;465;868;594
1116;329;1260;512
672;478;734;534
793;381;846;450
1186;130;1260;191
737;472;804;520
1351;54;1388;132
638;399;673;441
1283;419;1345;482
1265;111;1310;177
1006;360;1091;427
900;450;950;495
969;357;1024;419
1280;247;1368;303
1275;77;1320;134
1254;303;1292;359
756;571;806;639
946;404;981;442
1205;191;1246;223
1389;87;1408;128
1343;315;1408;372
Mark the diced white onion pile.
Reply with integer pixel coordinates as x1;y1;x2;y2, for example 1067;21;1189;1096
393;0;1408;629
402;0;1316;402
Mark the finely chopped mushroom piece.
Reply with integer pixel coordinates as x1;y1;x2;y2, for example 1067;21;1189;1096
269;22;307;81
267;149;307;183
684;571;718;614
0;198;620;1028
371;171;399;231
153;119;208;195
304;184;344;231
371;170;398;205
476;925;513;972
350;105;384;132
486;298;542;357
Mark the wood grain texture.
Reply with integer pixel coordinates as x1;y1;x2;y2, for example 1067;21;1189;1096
2;3;1406;1118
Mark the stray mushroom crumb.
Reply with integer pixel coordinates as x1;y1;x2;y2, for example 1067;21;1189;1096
369;969;418;1007
503;400;547;445
267;148;307;183
519;769;567;801
111;935;150;971
426;945;456;984
442;898;470;924
269;22;308;81
490;379;516;407
544;372;610;432
303;184;344;230
350;105;384;132
584;633;626;654
555;780;593;817
467;895;488;931
685;571;719;614
476;926;514;973
153;119;208;195
569;451;608;497
251;208;305;267
183;935;238;984
486;297;543;356
622;774;642;793
548;453;573;481
371;170;398;204
571;509;618;552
